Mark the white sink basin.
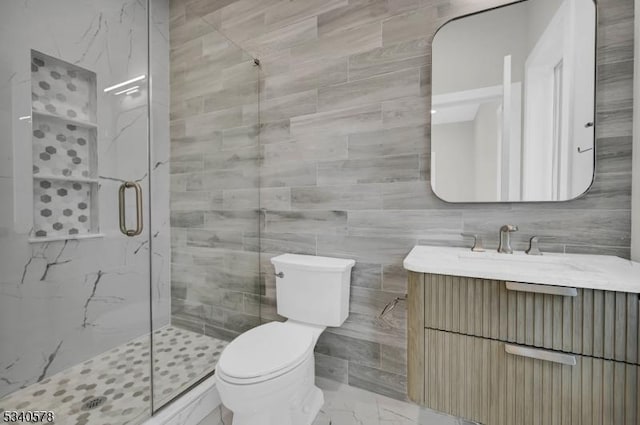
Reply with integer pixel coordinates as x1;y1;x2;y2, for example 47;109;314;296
404;245;640;293
458;250;566;264
456;250;594;273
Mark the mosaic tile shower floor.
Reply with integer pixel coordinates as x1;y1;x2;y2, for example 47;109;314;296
0;326;227;425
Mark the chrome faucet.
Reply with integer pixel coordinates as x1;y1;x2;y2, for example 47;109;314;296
525;236;542;255
498;224;518;254
461;233;485;252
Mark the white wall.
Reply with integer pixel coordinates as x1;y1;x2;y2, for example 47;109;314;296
432;2;528;95
431;121;476;201
632;0;640;261
525;0;564;52
474;100;502;200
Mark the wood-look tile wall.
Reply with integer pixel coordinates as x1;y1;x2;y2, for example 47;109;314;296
169;0;635;400
169;2;262;341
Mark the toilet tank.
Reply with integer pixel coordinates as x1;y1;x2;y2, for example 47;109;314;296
271;254;356;327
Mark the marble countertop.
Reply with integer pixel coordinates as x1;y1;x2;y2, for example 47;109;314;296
403;246;640;293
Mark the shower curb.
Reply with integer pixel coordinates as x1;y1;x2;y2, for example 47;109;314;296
143;375;221;425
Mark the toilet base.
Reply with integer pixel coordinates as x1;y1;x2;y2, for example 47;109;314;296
231;385;323;425
217;352;325;425
297;385;324;425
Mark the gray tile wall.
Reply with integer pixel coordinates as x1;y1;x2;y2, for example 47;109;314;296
169;3;261;341
170;0;635;401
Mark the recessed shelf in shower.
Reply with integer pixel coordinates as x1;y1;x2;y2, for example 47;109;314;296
30;50;99;242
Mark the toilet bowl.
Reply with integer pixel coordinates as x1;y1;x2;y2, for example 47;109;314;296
216;321;324;425
215;254;356;425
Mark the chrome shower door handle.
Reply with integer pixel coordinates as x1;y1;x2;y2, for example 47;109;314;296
118;181;143;237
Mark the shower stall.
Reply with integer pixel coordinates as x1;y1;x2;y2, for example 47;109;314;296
0;0;261;423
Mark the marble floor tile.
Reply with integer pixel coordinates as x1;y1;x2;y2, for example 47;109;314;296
312;377;476;425
212;376;475;425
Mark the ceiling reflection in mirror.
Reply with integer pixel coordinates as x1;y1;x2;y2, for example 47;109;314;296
430;0;596;202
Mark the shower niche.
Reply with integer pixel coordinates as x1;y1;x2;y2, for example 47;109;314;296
30;50;100;241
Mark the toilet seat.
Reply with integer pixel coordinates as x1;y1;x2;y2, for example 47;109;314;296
217;322;314;384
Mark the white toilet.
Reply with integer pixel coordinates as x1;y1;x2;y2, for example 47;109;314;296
214;253;356;425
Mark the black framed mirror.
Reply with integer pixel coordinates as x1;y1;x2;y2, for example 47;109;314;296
430;0;597;202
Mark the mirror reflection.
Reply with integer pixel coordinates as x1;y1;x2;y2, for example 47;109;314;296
431;0;596;202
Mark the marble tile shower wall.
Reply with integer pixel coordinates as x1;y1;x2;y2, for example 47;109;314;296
169;0;635;400
0;0;171;399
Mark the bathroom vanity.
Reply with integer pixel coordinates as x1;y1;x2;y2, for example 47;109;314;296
404;246;640;425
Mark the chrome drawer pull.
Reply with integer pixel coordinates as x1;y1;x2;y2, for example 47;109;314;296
505;344;576;366
505;281;577;297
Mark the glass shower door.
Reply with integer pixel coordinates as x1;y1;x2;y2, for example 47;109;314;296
0;1;154;424
153;0;262;410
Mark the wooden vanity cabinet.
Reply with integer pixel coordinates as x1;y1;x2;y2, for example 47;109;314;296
408;272;640;425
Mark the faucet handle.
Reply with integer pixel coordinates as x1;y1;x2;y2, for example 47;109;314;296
461;233;485;252
525;236;542;256
501;224;519;232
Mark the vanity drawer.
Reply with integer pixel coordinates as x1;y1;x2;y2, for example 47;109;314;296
423;329;640;425
423;273;640;365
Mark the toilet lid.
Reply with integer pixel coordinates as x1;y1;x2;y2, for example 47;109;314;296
217;322;314;380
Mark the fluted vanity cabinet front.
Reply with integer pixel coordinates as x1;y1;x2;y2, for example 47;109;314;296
423;274;640;365
423;328;638;425
407;271;640;425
